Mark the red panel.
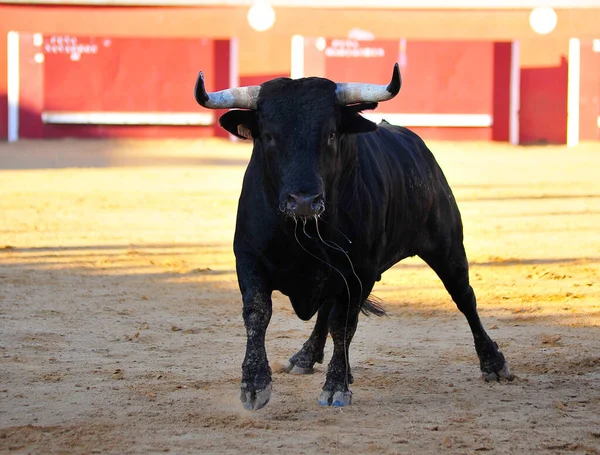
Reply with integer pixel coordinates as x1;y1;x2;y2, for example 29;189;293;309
43;36;213;113
579;41;600;141
394;41;494;115
492;42;512;141
19;33;44;139
519;58;568;145
325;40;494;116
323;39;495;140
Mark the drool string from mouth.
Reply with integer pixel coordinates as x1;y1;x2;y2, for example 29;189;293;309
293;217;363;393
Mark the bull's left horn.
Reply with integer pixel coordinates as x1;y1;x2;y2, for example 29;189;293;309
335;63;401;105
194;71;260;110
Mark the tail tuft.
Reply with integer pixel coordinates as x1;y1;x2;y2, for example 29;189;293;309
361;295;387;317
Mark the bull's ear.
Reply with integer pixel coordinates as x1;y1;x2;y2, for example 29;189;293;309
341;102;379;135
219;110;259;140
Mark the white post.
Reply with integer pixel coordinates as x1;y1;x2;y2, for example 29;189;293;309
229;37;239;89
509;40;520;146
7;31;20;143
567;38;580;147
229;37;239;142
291;35;305;79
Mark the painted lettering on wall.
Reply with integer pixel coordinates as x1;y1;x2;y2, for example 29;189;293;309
44;36;111;61
325;39;385;58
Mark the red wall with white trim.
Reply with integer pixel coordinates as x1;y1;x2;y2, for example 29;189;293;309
43;36;211;112
519;58;568;144
1;4;599;142
15;34;228;139
303;39;512;141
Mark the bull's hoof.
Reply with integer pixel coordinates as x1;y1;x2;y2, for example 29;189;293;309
283;347;323;375
318;390;352;407
281;360;315;375
332;391;353;407
482;362;514;382
479;341;514;382
240;383;272;411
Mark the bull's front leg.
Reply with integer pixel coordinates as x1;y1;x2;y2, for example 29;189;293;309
237;260;273;411
319;301;359;407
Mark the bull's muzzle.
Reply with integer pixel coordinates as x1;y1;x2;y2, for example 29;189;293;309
284;193;325;218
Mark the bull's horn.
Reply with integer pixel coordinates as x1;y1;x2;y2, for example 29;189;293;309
194;71;260;110
335;63;401;105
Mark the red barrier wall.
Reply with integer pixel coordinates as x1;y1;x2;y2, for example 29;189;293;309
324;40;495;114
43;36;211;112
15;34;225;139
316;39;510;141
519;58;568;144
492;42;512;141
43;35;214;138
2;4;600;141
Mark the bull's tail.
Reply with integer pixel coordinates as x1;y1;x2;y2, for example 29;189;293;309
361;295;387;317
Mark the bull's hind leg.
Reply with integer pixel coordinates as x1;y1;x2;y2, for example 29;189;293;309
284;300;333;374
420;245;513;381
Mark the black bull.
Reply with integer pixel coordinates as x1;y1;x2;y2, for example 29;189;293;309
194;64;513;411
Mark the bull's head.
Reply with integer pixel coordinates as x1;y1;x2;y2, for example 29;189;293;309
194;64;401;219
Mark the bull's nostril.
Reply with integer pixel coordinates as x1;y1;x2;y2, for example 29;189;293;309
312;195;325;213
286;194;298;211
285;193;324;217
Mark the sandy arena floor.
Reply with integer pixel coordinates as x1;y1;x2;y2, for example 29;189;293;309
0;138;599;454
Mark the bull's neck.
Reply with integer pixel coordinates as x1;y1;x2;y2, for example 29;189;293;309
336;134;360;189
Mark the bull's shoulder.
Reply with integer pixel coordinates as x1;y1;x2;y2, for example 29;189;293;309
356;121;434;166
374;120;425;146
353;121;449;202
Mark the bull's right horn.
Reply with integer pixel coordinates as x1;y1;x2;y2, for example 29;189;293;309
335;63;401;106
194;72;260;110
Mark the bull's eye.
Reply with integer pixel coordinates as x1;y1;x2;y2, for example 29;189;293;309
263;133;273;142
328;132;337;143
